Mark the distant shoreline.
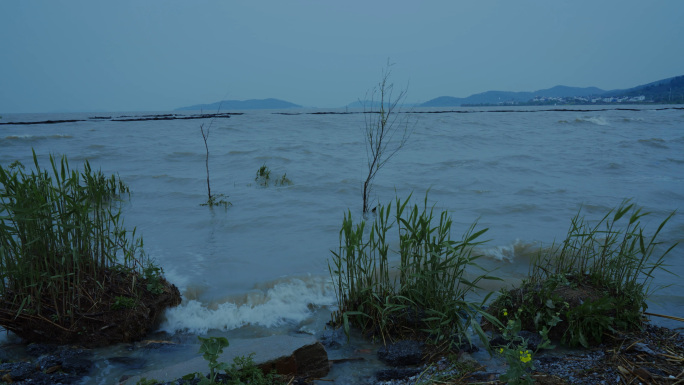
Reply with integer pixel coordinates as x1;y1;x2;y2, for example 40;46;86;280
2;105;684;126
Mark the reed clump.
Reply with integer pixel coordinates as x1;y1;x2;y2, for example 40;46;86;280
329;193;499;350
0;152;180;347
255;164;293;187
487;201;677;348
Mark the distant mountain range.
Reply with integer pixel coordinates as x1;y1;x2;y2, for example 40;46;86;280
177;75;684;110
419;75;684;107
176;98;301;111
419;85;606;107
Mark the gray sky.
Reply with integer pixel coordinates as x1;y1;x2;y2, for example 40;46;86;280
2;1;683;113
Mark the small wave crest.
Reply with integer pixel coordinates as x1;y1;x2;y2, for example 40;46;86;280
482;240;540;262
564;116;609;126
2;134;73;143
638;138;668;149
159;276;334;334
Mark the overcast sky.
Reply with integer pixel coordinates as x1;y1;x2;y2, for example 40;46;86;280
2;1;683;113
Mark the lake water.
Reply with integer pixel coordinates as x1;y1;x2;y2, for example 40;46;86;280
1;106;683;383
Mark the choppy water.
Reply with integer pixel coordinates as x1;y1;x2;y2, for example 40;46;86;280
1;106;683;383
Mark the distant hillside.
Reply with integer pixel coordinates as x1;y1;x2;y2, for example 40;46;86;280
420;86;605;107
604;75;684;103
420;75;684;107
176;98;302;111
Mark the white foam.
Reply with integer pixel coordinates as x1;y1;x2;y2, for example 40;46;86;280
482;239;541;262
159;276;334;334
575;116;609;126
483;244;517;262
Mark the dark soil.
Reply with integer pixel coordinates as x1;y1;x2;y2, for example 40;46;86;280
0;269;181;347
523;324;683;384
372;324;683;385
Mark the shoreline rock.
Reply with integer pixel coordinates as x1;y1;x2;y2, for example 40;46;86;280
122;335;329;384
0;344;93;385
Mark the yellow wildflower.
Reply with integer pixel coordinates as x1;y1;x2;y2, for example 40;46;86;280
519;350;532;363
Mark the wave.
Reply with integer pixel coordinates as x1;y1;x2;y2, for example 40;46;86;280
560;116;609;126
482;240;541;262
666;157;684;165
638;138;669;149
159;276;334;334
1;134;73;143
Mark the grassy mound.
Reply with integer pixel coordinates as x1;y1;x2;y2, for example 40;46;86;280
0;152;180;347
0;268;180;347
485;202;677;348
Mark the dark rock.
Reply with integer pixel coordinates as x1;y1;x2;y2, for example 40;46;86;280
319;329;346;349
518;331;543;351
377;340;424;366
125;335;328;384
27;343;58;357
27;371;80;385
452;338;480;353
7;361;35;381
258;340;330;378
61;356;93;375
489;331;542;351
108;356;147;370
489;333;507;347
58;346;92;361
35;354;60;371
375;367;422;381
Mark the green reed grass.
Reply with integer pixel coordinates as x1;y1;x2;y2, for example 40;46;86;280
329;193;499;348
532;201;676;302
0;151;156;328
502;201;679;347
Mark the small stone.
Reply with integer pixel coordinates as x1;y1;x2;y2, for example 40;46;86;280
375;367;421;381
8;361;35;380
27;343;58;357
35;354;61;371
319;329;346;349
108;356;147;370
61;356;93;375
377;340;424;366
518;330;543;351
629;342;658;355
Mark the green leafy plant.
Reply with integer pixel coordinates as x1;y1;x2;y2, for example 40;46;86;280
495;308;557;384
329;193;499;350
196;336;231;384
563;296;616;347
111;296;137;310
143;264;165;295
224;353;278;385
184;336;280;385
